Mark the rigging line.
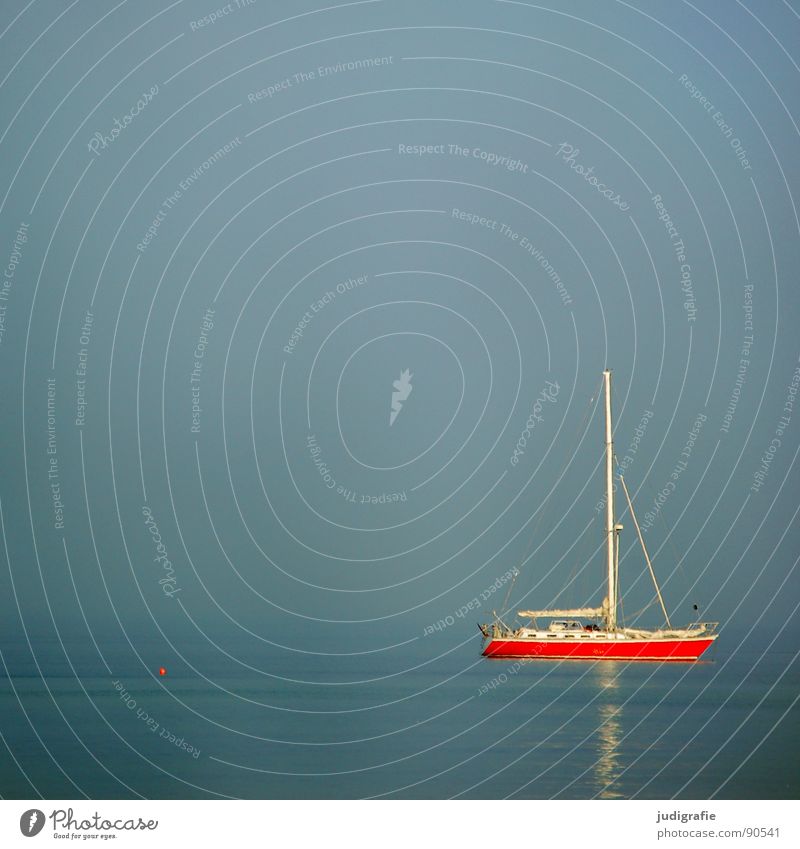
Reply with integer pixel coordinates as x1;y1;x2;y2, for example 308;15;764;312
617;472;672;628
608;384;689;592
611;383;688;583
612;449;666;624
500;376;602;617
611;383;668;628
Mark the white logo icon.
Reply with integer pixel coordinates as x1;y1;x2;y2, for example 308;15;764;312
390;369;413;426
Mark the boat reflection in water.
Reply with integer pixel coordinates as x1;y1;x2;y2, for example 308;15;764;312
593;663;624;799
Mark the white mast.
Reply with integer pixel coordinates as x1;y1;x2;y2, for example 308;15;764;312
604;370;617;631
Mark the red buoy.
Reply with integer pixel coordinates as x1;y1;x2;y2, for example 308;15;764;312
158;667;167;676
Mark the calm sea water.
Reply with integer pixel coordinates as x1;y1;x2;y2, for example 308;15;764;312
0;629;797;799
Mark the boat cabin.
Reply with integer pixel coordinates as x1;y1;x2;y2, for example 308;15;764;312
548;620;584;631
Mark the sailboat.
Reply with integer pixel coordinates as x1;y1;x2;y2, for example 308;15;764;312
479;370;719;661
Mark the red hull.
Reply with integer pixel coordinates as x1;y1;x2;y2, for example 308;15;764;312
483;636;716;661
